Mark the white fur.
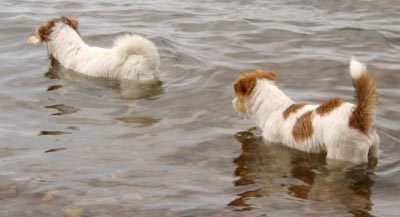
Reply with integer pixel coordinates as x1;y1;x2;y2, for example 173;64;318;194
233;60;379;165
44;22;160;81
350;57;367;79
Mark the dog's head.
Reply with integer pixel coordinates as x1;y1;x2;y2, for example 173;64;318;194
27;16;79;44
232;69;277;115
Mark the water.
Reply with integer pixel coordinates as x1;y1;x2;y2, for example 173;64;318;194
0;0;399;216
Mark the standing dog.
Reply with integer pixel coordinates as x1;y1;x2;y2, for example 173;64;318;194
232;58;379;165
28;16;160;81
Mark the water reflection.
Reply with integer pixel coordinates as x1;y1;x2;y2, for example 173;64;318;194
230;130;375;216
46;84;63;91
44;104;80;116
115;116;160;127
44;58;164;100
38;130;71;136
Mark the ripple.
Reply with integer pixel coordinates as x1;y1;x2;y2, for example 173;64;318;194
38;131;71;136
44;104;80;116
0;0;399;216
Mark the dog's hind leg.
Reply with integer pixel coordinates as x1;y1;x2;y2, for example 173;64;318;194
326;140;370;166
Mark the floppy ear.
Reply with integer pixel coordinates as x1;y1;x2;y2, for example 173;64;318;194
68;18;79;30
38;21;53;42
253;69;278;82
266;71;277;81
61;16;79;31
233;77;256;97
234;79;246;95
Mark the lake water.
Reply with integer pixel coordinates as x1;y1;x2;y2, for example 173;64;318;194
0;0;399;216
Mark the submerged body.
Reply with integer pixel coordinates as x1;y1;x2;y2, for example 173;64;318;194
31;16;160;81
233;59;379;165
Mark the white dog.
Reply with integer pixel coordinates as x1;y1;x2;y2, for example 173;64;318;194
28;16;160;81
232;58;379;165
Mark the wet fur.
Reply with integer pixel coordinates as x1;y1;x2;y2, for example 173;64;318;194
232;59;379;165
34;16;160;81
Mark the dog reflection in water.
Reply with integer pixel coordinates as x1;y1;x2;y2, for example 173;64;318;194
228;130;374;216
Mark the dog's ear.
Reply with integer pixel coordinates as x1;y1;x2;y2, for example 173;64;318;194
254;69;277;82
61;16;79;32
266;71;277;81
38;20;54;42
234;76;256;97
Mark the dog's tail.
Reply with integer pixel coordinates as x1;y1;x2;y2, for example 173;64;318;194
114;35;160;67
349;57;377;134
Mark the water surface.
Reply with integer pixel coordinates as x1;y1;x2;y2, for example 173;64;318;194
0;0;399;216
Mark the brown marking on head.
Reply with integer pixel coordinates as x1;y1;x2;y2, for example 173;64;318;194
38;16;79;42
349;73;377;135
292;111;314;142
315;98;344;116
283;103;306;119
233;69;277;113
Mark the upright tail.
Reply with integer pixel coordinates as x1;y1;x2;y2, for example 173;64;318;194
349;57;377;134
113;34;160;67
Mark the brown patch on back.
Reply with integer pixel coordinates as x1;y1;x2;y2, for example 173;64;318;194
233;70;277;113
315;98;344;116
349;73;377;135
38;16;79;42
292;111;314;142
283;103;306;119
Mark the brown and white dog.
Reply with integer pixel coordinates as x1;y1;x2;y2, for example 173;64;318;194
28;16;160;81
232;58;379;165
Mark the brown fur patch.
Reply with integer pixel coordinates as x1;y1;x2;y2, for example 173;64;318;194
315;98;344;116
283;103;306;119
292;111;314;142
233;70;277;113
38;16;79;42
349;73;377;134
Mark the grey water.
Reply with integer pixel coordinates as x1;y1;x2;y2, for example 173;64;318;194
0;0;399;216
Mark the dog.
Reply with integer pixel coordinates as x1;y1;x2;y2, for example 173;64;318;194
232;58;380;166
28;16;160;81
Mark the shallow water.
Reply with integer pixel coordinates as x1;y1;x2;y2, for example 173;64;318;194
1;0;399;216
